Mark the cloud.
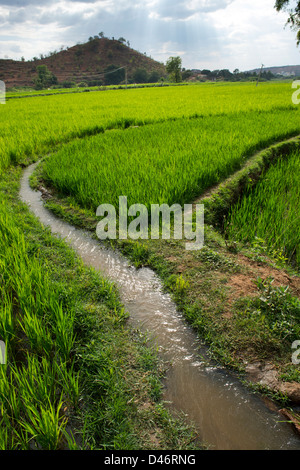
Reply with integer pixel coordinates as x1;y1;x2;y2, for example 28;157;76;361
0;0;299;70
148;0;234;20
0;0;53;6
0;0;98;5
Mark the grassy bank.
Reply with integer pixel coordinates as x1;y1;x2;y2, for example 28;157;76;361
2;82;300;446
1;82;297;172
33;138;300;408
39;109;300;213
226;149;300;267
0;166;201;450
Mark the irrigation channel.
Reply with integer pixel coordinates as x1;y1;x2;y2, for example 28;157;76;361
20;162;300;451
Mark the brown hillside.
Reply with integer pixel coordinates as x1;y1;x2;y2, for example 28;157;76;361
0;37;166;88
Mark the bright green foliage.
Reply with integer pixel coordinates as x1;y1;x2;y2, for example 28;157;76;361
41;108;300;213
34;65;57;90
166;56;182;83
1;81;300;449
0;82;298;172
226;151;300;267
0;196;78;449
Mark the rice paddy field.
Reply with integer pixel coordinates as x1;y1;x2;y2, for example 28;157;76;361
0;81;298;171
40;107;300;212
226;150;300;267
1;81;300;450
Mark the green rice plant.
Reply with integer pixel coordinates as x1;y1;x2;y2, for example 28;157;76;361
0;354;77;449
0;195;79;448
0;415;25;450
0;82;298;172
0;364;22;423
40;107;300;219
226;151;300;267
18;308;53;357
0;293;16;351
0;419;13;450
0;194;77;361
56;361;80;409
15;356;57;402
50;303;76;363
19;398;68;450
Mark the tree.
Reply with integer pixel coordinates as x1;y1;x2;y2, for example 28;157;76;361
34;65;57;90
133;68;148;83
148;70;160;83
275;0;300;44
201;69;212;78
62;80;76;88
104;64;125;85
181;69;192;81
166;56;182;83
218;69;233;81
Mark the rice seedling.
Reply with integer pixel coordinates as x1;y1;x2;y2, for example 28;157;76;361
226;150;300;267
40;107;300;217
0;294;16;350
0;81;297;172
0;194;79;449
50;303;76;363
19;398;68;450
18;308;53;357
0;81;299;449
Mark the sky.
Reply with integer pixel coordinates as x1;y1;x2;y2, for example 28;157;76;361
0;0;299;71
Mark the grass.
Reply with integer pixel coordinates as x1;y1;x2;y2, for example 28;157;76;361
39;108;300;215
0;166;201;450
229;277;300;358
36;178;300;387
1;81;300;448
5;81;180;99
35;136;300;397
226;150;300;268
0;81;298;171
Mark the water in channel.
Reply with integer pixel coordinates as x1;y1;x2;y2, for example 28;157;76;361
19;162;300;450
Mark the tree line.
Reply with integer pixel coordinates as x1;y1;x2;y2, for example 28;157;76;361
33;61;278;91
33;64;164;90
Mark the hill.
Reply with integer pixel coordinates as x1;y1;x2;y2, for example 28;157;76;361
0;37;166;89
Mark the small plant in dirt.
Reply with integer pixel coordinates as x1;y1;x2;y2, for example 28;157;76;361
196;247;239;272
252;277;300;342
164;274;189;301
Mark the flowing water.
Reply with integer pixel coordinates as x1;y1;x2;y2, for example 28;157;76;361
20;162;300;450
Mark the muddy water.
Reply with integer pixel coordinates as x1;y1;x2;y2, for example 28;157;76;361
20;163;300;450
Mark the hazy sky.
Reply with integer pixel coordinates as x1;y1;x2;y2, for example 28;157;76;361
0;0;299;71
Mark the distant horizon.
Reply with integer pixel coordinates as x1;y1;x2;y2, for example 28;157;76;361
1;36;300;76
1;49;300;75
